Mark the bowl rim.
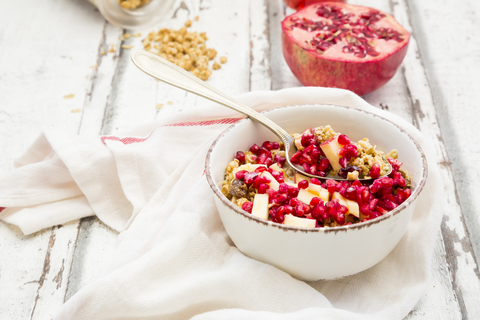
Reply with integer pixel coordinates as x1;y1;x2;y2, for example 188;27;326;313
205;104;428;234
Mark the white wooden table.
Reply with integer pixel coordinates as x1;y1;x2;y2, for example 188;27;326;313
1;0;479;319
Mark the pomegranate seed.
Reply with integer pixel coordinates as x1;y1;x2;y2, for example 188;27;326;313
369;163;381;179
291;151;302;163
257;147;271;156
317;158;330;171
298;180;309;189
235;170;248;180
273;194;288;205
272;141;280;149
284;205;294;215
310;178;321;185
287;186;300;198
254;166;267;173
369;198;378;211
235;151;245;163
403;188;412;199
295;204;306;217
310;197;322;206
337;134;352;145
339;157;347;168
244;172;258;185
345;186;356;200
266;188;277;198
376;207;388;215
274;155;286;167
289;197;301;207
262;141;273;151
242;202;253;213
249;144;260;154
278;183;289;194
381;178;393;189
352;180;362;187
326;179;338;193
258;184;269;194
361;190;371;203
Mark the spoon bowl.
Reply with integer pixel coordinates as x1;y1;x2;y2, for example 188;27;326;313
131;50;391;181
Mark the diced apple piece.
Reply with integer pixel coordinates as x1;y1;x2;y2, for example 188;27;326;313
308;184;329;202
331;192;347;206
294;172;310;184
269;163;282;172
297;188;320;205
346;199;359;218
332;192;360;218
260;171;280;191
320;136;343;171
284;214;316;228
251;194;269;220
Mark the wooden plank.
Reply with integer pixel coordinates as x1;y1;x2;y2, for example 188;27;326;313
0;1;115;319
394;0;480;318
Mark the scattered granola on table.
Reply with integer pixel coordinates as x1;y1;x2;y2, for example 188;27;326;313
221;126;412;228
142;20;226;81
117;0;151;10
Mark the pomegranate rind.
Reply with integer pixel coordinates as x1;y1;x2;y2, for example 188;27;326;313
285;0;346;11
281;2;410;95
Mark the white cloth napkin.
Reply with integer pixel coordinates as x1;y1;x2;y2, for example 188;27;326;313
0;87;442;320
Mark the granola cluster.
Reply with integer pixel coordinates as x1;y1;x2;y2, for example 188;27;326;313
142;20;227;80
349;139;389;178
117;0;151;10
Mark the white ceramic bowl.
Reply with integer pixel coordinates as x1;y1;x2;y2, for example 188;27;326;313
205;104;428;281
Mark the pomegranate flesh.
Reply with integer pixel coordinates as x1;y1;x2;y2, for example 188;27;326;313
281;2;410;95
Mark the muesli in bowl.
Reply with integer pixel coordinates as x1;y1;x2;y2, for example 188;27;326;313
221;125;412;228
205;104;427;280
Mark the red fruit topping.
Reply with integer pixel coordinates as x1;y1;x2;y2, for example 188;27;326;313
284;205;294;215
235;151;245;163
290;151;301;165
369;162;381;179
345;186;356;200
337;134;351;145
298;180;309;189
287;185;300;198
262;141;273;151
254;166;267;173
274;154;286;167
281;2;410;95
310;178;321;185
271;170;285;183
235;170;248;180
258;184;269;194
272;141;280;149
388;158;403;171
242;202;253;213
249;144;260;154
244;172;258;185
317;158;330;172
310;197;322;206
266;188;278;199
326;179;338;193
289;197;301;207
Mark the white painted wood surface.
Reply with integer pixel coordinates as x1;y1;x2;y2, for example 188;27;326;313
0;0;479;319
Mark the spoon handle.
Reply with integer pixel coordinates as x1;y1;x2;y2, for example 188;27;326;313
131;50;292;144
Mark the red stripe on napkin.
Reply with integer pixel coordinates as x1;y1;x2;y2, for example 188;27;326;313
162;118;240;127
101;118;240;145
0;207;5;212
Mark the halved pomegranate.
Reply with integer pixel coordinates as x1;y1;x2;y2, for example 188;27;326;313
281;2;410;95
285;0;345;11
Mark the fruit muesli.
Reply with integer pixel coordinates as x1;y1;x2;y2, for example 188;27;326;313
221;126;411;228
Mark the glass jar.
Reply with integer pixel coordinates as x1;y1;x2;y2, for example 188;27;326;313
88;0;175;30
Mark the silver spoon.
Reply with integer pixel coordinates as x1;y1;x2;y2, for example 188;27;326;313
131;50;390;181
